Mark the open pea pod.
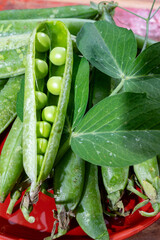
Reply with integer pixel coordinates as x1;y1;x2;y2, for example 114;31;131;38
0;19;95;38
23;20;73;197
0;75;23;134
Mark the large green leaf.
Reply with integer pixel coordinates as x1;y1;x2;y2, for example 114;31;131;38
76;21;137;79
71;92;160;167
124;75;160;99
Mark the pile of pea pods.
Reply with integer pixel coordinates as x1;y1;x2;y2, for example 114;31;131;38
0;2;160;240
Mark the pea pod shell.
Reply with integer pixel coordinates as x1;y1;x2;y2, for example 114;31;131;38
37;21;73;183
23;27;37;192
0;117;23;202
101;166;129;194
134;157;159;200
0;75;23;134
54;148;85;211
0;19;95;38
76;163;109;240
0;5;98;20
134;157;159;186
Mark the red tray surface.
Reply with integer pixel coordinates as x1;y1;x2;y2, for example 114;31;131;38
0;1;160;240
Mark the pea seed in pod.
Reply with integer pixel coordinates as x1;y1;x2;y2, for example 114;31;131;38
35;59;48;79
49;47;66;66
35;32;51;52
42;106;57;123
35;91;48;110
47;76;62;95
36;121;51;138
37;138;48;154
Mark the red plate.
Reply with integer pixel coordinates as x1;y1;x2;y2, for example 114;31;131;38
0;1;160;240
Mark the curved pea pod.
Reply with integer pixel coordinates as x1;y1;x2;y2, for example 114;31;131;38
46;148;85;239
132;157;160;217
23;20;73;197
76;163;109;240
0;117;23;203
0;75;23;134
101;166;129;214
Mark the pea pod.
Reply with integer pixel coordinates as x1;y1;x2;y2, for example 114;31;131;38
132;157;160;217
0;117;23;202
101;166;129;213
7;174;31;215
0;36;27;78
46;148;85;239
23;20;73;198
0;75;23;134
0;19;95;38
89;68;129;215
0;5;98;20
76;163;109;240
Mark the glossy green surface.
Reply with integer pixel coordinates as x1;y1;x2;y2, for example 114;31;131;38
35;32;51;52
35;91;48;110
47;76;62;95
36;121;51;138
0;75;23;134
76;163;109;240
54;148;85;211
0;117;23;203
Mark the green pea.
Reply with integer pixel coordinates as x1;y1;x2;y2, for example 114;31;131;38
37;155;44;175
35;32;51;52
42;105;57;123
37;138;48;154
47;76;62;95
36;121;51;138
35;91;48;110
49;47;66;66
35;59;48;79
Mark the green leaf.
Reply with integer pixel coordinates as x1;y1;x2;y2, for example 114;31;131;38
71;92;160;167
128;42;160;76
124;75;160;99
76;21;137;79
16;77;25;122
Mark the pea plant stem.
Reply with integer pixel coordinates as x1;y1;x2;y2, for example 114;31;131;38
110;77;125;96
141;0;157;51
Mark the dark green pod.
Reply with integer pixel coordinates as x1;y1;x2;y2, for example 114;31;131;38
76;163;109;240
0;75;23;134
0;5;98;20
51;148;85;238
0;117;23;202
23;20;73;195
